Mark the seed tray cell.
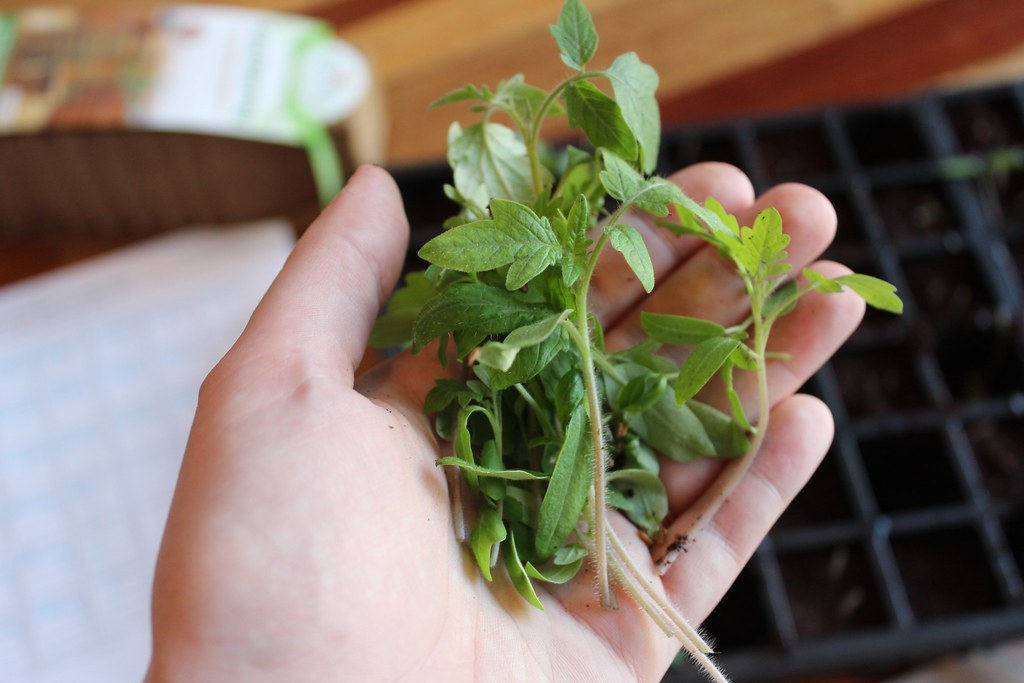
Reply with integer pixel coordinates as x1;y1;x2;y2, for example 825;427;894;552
388;80;1024;682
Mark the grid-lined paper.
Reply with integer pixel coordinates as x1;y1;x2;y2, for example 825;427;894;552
0;222;293;683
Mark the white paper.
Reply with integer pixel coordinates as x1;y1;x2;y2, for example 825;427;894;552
0;222;294;683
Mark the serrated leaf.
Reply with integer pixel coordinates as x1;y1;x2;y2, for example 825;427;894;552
675;337;743;405
493;74;563;127
607;223;655;292
412;284;552;352
505;532;544;609
477;310;571;372
565;81;637;160
606;469;668;537
604;52;660;173
549;0;598;71
448;121;535;208
640;311;727;346
536;407;593;559
833;273;904;314
429;82;493;109
737;207;790;278
599;151;684;216
492;198;563;289
436;457;548;480
417;219;520;271
470;507;506;581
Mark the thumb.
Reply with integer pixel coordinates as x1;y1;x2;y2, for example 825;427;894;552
239;165;409;382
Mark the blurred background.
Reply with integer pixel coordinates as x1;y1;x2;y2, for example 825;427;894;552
0;1;1022;683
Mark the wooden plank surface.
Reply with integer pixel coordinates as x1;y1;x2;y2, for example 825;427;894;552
322;0;939;164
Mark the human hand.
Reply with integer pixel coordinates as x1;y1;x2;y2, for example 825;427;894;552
147;164;863;682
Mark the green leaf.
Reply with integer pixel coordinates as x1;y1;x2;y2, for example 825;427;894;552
607;224;655;292
554;544;587;565
429;82;493;109
640;311;726;346
536;407;593;559
722;363;752;433
493;74;563;127
559;194;590;286
418;199;561;289
617;373;666;414
606;469;668;537
802;268;844;294
436;457;548;481
675;337;743;405
448;121;535;209
610;365;734;461
565;81;637;160
492;199;563;289
688;400;750;458
737;207;790;279
478;439;506;500
833;273;904;314
610;339;676;374
623;434;660;474
555;368;585;427
549;0;598;71
505;532;544;609
470;507;506;581
525;557;584;584
454;409;478;488
487;328;570;390
411;284;552;352
604;52;660;173
477;310;571;372
599;151;684;217
418;219;520;272
369;272;438;347
763;279;801;320
423;378;480;414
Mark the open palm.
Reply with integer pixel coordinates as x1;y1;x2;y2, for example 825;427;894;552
147;165;863;682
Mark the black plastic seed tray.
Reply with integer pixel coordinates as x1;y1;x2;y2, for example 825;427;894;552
388;80;1024;682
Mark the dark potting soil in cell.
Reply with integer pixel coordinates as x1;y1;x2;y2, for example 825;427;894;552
936;320;1024;401
859;431;963;513
847;109;928;166
756;124;836;181
998;170;1024;227
903;253;994;323
947;96;1024;153
831;346;931;417
874;182;958;238
892;527;1003;620
778;544;888;639
967;416;1024;507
